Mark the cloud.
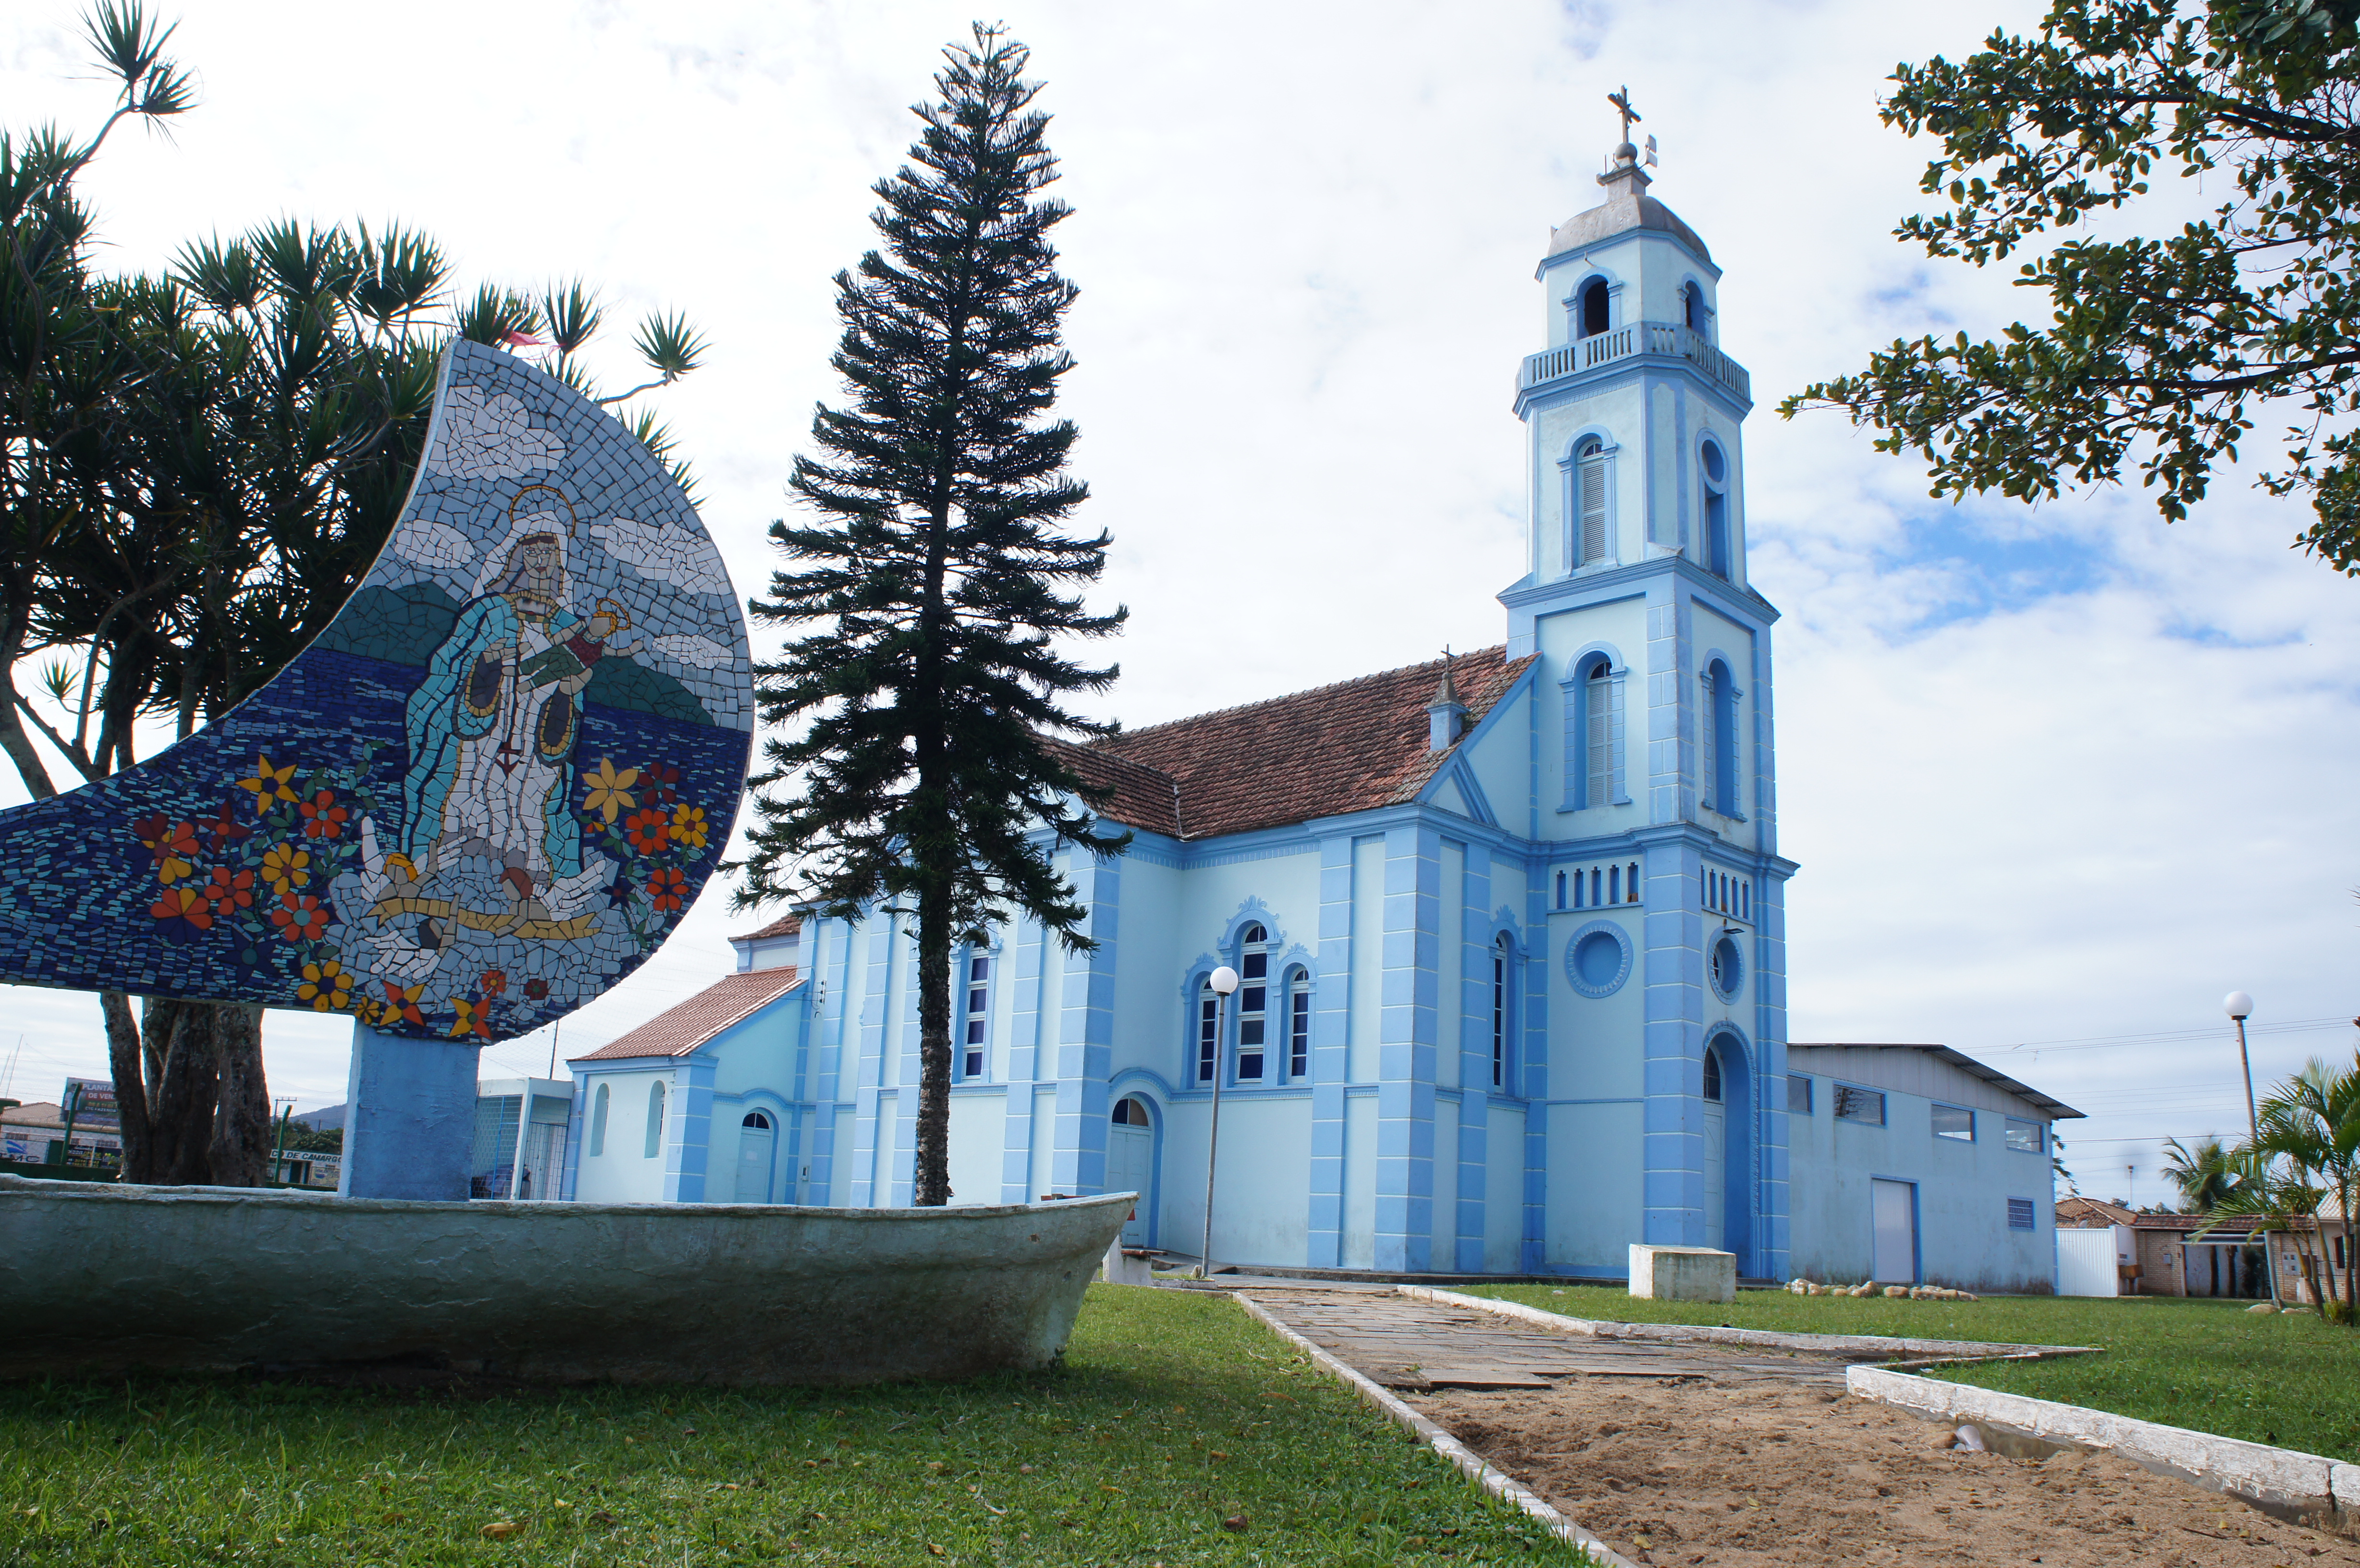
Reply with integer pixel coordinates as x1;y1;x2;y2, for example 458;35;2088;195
589;513;732;597
427;385;566;481
388;517;476;571
645;633;738;670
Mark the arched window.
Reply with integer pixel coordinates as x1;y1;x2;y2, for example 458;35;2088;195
1236;923;1270;1081
1699;440;1731;579
1702;1046;1723;1102
1112;1096;1149;1125
1578;277;1609;338
743;1110;771;1131
961;952;990;1079
1700;658;1739;815
589;1082;609;1157
1584;656;1615;804
1684;280;1709;334
1573;440;1610;568
1555;870;1567;909
1627;860;1641;903
1287;968;1312;1079
1490;934;1512;1090
643;1079;667;1159
1608;864;1621;904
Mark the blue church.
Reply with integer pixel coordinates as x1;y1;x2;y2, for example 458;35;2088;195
555;144;2076;1292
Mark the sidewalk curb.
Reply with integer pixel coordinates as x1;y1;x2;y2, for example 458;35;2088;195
1847;1364;2360;1534
1402;1285;2099;1363
1229;1292;1635;1568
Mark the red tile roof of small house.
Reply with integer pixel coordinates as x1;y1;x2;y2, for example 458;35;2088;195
1060;647;1534;842
571;968;802;1061
732;912;804;943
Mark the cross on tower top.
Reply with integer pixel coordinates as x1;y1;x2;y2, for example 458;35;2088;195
1607;85;1641;147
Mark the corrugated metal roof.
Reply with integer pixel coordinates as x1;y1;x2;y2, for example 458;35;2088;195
1789;1041;2084;1120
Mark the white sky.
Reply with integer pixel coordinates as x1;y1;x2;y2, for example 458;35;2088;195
2;0;2353;1208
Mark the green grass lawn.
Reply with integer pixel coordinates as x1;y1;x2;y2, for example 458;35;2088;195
1465;1283;2360;1463
0;1285;1585;1568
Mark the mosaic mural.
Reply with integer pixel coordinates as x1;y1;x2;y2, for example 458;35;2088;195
0;341;754;1044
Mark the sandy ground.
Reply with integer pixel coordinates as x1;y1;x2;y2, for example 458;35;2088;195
1415;1376;2360;1567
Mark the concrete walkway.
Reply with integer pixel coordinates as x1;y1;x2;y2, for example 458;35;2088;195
1241;1287;1858;1390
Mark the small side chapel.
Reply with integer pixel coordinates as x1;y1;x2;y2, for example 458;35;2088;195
558;135;2072;1292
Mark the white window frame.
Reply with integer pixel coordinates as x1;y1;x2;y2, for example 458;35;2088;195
960;952;991;1080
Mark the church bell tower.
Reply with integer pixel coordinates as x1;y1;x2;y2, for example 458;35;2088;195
1506;104;1796;1280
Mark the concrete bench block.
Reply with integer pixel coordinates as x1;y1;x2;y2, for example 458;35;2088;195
1628;1243;1736;1303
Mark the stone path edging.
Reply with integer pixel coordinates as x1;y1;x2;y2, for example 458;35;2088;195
1228;1292;1634;1568
1848;1364;2360;1532
1402;1286;2099;1364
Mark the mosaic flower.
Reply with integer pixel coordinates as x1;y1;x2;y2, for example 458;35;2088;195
150;885;213;940
524;978;551;1001
204;866;256;915
669;804;708;850
479;969;509;999
270;892;329;943
640;761;682;806
239;755;299;809
298;789;349;840
449;997;492;1041
260;843;311;894
582;759;639;824
378;981;426;1028
297;959;352;1012
624;806;671;856
203;801;253;853
648;866;688;913
135;816;201;883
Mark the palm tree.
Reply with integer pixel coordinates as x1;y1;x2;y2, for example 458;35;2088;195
2163;1136;2241;1213
2256;1054;2360;1323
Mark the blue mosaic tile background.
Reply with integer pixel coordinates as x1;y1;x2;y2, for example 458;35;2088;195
0;341;754;1043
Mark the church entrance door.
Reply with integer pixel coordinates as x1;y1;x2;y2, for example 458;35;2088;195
1702;1044;1727;1250
736;1112;775;1203
1107;1097;1156;1246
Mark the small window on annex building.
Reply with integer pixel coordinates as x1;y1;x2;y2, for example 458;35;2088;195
1932;1104;1975;1142
1787;1074;1812;1115
2004;1117;2044;1154
2007;1198;2037;1231
1832;1084;1884;1126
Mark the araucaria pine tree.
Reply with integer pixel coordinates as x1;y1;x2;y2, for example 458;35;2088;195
736;26;1127;1207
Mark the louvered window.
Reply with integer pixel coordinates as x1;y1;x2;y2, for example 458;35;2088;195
1698;667;1718;811
1586;661;1614;804
1576;441;1610;566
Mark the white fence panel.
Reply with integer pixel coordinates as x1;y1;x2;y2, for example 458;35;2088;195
2056;1226;2119;1298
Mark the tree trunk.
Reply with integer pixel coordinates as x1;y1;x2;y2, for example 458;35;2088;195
912;882;954;1206
208;1004;270;1186
106;996;271;1187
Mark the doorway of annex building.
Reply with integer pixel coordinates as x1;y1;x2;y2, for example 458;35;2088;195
736;1111;775;1203
1872;1178;1919;1285
1107;1096;1157;1246
1701;1031;1753;1267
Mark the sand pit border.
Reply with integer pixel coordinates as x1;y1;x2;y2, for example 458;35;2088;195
1847;1363;2360;1533
1228;1291;1635;1568
1402;1285;2099;1364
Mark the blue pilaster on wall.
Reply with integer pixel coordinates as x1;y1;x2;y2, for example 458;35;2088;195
887;941;921;1207
1048;854;1119;1196
1307;834;1354;1267
1645;590;1692;826
1376;824;1440;1272
1756;869;1793;1276
848;911;894;1208
1000;911;1047;1203
1641;840;1705;1246
1453;848;1491;1273
809;915;852;1203
1519;858;1549;1273
664;1057;717;1204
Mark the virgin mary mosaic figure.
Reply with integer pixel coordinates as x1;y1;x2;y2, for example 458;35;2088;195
393;511;632;946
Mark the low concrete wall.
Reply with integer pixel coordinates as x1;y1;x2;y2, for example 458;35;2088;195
0;1175;1132;1385
1407;1287;2096;1364
1849;1364;2360;1533
1627;1244;1733;1302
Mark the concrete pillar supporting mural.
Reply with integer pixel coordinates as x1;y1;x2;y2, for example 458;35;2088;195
1375;824;1439;1273
339;1024;481;1200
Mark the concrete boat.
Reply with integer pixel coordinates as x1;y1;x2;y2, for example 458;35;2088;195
0;1176;1133;1384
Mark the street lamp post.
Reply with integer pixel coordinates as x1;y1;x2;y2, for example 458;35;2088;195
2225;992;2259;1147
1197;966;1239;1280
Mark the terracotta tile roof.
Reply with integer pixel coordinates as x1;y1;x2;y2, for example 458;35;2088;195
1063;647;1533;841
732;912;804;943
571;968;802;1061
